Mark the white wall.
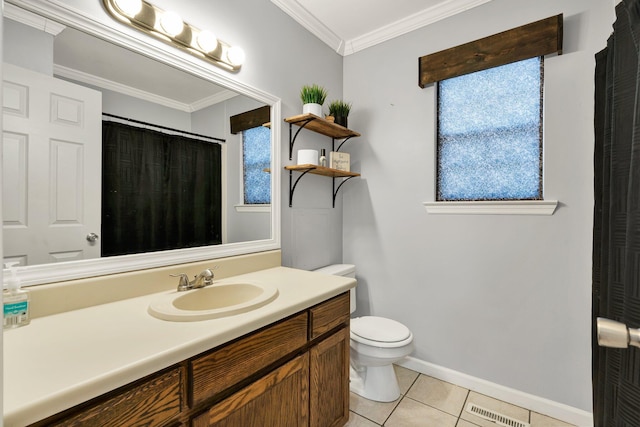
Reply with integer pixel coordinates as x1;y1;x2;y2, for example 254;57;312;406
342;0;613;413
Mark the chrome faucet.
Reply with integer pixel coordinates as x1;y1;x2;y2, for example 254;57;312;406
171;268;216;292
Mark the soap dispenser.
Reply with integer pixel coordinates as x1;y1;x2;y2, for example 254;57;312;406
3;262;30;329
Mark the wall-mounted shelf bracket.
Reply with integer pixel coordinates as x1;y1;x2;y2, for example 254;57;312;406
288;120;314;160
332;176;357;208
288;167;313;207
285;165;360;207
333;135;355;152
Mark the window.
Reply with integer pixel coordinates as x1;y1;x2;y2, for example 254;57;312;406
242;126;271;204
437;57;543;201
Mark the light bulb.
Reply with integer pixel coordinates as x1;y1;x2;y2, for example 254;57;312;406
114;0;142;18
197;30;218;53
160;10;184;36
226;46;245;67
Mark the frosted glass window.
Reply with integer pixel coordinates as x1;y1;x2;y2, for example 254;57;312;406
437;57;543;201
242;126;271;204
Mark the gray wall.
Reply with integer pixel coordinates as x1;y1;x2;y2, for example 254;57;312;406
4;19;53;75
342;0;613;412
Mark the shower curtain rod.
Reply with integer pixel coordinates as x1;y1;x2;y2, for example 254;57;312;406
102;112;226;143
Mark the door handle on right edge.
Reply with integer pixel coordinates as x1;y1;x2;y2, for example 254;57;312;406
597;317;640;349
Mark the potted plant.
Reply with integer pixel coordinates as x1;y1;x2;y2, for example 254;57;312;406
328;100;352;128
300;84;327;117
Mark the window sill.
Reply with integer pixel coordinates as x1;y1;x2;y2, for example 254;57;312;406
422;200;558;215
234;204;271;213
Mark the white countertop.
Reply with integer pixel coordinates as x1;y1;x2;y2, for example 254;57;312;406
3;266;355;426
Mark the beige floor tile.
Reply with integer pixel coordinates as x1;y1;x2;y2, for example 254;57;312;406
394;365;420;395
406;375;469;417
459;391;529;427
344;410;382;427
350;391;401;425
385;397;458;427
530;412;577;427
456;420;481;427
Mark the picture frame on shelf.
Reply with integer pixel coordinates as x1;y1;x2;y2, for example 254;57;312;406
330;151;350;172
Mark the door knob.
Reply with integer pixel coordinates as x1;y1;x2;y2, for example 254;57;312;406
597;317;640;348
86;233;99;243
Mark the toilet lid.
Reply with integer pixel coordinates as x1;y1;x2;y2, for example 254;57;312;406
351;316;411;343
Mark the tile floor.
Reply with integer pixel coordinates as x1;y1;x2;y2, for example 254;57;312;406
345;365;578;427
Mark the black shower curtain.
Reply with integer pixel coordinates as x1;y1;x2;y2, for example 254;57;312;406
593;1;640;425
101;121;222;257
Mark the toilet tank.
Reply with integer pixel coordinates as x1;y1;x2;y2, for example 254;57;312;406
314;264;356;313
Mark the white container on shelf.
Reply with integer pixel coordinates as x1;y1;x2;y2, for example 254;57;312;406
297;149;318;165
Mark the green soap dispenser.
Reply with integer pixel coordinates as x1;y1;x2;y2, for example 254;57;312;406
3;262;30;329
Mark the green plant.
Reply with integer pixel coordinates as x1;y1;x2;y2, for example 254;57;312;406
328;100;352;117
300;84;328;105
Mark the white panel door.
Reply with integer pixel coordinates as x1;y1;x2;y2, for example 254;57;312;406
2;63;102;266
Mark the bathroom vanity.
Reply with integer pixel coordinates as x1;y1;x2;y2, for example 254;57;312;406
3;264;354;427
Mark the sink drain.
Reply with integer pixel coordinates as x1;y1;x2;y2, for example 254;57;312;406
465;403;530;427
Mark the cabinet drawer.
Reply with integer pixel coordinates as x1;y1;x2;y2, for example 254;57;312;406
191;312;308;405
309;292;350;340
192;353;310;427
43;366;184;427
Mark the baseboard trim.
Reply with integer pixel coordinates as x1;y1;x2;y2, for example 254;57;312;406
397;357;593;427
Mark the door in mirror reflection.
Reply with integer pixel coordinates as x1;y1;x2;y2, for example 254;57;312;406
2;63;102;266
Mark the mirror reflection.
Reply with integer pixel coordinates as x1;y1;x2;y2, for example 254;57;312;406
3;9;273;269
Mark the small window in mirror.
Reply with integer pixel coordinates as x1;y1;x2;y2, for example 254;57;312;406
242;126;271;204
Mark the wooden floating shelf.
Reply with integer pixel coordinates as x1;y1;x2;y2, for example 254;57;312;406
285;164;360;178
285;114;360;139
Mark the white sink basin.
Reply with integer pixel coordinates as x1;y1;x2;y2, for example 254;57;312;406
148;282;279;322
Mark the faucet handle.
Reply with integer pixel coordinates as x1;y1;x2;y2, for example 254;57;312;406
170;273;190;291
195;268;215;287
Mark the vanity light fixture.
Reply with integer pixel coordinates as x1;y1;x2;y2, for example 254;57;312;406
102;0;245;71
113;0;142;18
159;10;184;37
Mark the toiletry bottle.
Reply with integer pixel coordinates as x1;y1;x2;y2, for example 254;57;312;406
3;262;30;329
319;149;327;167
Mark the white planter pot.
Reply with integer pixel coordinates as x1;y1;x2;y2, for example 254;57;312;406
303;103;323;117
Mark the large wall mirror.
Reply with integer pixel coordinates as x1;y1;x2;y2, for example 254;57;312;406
2;0;281;286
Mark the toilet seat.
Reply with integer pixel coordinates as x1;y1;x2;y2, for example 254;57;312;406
351;316;413;348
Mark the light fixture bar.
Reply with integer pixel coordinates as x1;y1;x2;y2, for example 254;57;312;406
102;0;244;71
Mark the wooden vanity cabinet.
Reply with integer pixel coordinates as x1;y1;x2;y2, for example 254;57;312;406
29;292;350;427
29;366;186;427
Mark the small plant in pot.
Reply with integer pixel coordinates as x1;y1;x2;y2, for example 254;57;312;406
328;100;352;128
300;84;327;117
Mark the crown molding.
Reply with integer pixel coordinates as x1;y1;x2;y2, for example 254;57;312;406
4;2;66;35
272;0;492;56
52;65;238;112
53;64;193;112
189;90;239;112
270;0;343;53
344;0;493;55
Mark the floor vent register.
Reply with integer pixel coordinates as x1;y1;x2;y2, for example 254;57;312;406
465;403;530;427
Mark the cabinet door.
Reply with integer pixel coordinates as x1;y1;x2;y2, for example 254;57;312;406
310;327;350;427
35;367;184;427
191;313;308;405
192;353;309;427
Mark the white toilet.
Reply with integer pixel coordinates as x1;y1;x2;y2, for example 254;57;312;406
314;264;414;402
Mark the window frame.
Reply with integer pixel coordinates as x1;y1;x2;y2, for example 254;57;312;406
435;57;544;203
236;125;271;211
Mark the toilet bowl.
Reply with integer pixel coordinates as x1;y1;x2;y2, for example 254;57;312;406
313;264;414;402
